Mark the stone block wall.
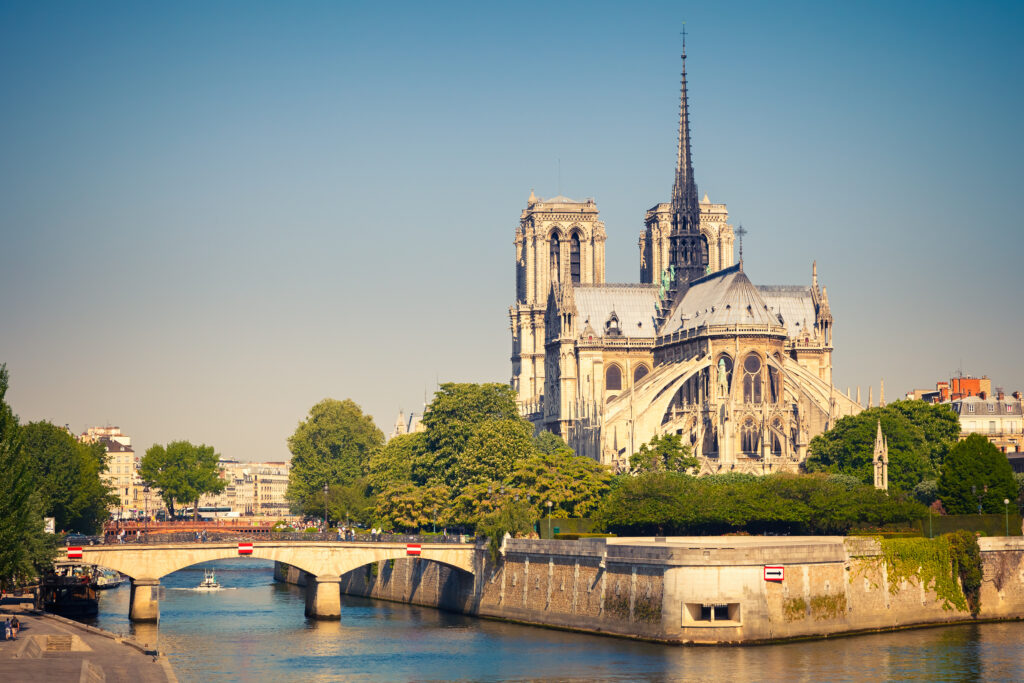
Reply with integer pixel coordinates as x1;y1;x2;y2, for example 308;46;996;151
277;536;1024;644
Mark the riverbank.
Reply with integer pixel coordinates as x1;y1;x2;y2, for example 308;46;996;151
0;594;176;682
275;535;1024;645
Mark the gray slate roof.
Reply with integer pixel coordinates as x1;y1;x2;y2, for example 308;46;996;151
574;284;659;338
661;264;782;335
757;285;817;338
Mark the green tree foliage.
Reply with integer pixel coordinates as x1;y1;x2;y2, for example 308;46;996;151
938;433;1017;514
139;441;226;519
629;434;699;473
369;384;612;532
374;483;451;532
419;383;519;486
594;471;926;536
0;365;57;588
286;398;384;515
327;478;375;527
450;418;534;493
20;421;117;532
367;432;424;491
478;499;539;561
534;431;568;455
508;447;612;518
805;401;958;492
913;478;940;506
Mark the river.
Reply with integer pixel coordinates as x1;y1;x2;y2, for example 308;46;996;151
84;559;1024;682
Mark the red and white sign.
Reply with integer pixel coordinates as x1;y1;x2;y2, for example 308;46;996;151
764;565;784;582
238;542;253;555
406;544;421;556
67;547;83;560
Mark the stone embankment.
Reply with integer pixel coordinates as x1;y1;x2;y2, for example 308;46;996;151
277;535;1024;644
0;597;176;681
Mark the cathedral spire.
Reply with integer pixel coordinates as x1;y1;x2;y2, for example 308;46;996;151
667;28;708;290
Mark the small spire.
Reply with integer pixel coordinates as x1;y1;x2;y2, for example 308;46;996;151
528;188;537;205
868;386;873;408
857;386;862;405
812;260;818;290
880;379;885;407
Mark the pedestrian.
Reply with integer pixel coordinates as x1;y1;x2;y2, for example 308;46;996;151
3;618;10;642
10;616;19;639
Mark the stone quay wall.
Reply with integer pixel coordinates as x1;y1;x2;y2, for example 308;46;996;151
277;536;1024;644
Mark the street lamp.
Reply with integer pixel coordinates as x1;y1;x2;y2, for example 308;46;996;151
1005;498;1011;536
324;484;329;531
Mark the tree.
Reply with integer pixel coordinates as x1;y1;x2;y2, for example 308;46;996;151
938;433;1017;514
20;421;116;532
629;434;699;473
139;441;226;519
420;383;519;485
286;399;383;516
449;418;534;494
374;482;451;532
805;403;942;493
367;432;424;492
508;446;613;518
0;364;56;589
327;478;375;527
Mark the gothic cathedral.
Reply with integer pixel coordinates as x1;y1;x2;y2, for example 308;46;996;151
508;40;861;473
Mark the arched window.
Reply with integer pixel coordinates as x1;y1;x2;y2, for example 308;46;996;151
771;419;784;455
742;354;762;403
549;234;561;281
633;365;649;383
570;233;581;283
741;418;760;455
606;365;622;392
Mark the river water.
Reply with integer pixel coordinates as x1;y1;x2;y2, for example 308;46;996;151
85;559;1024;682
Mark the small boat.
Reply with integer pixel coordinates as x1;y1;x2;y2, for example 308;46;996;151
196;568;221;590
95;570;123;590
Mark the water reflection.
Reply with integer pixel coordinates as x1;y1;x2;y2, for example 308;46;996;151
84;560;1024;682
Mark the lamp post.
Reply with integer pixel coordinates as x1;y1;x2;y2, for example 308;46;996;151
324;483;329;530
1005;498;1011;536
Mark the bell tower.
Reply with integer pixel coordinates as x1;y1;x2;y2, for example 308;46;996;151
510;192;605;409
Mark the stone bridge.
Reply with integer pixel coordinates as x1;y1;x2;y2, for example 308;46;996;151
67;540;477;622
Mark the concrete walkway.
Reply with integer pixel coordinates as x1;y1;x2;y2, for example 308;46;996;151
0;596;176;682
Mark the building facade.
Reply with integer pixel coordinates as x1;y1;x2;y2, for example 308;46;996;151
509;41;861;472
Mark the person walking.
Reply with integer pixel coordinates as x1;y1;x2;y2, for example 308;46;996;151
10;615;19;640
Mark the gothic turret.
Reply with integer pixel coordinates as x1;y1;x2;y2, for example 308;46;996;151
873;420;889;491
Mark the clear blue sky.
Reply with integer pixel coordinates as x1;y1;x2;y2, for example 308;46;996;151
2;1;1022;461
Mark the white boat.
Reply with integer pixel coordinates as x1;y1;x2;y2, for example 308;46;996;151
196;568;221;590
95;570;123;590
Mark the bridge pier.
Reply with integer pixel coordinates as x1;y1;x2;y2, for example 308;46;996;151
304;574;341;620
129;578;160;622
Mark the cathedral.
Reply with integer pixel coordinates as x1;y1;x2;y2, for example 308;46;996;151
508;40;861;473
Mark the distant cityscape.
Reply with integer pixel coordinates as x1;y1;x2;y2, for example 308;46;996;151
80;425;291;520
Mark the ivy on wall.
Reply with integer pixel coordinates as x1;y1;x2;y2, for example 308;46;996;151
873;532;982;616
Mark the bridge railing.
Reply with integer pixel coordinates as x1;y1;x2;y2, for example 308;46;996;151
99;531;476;545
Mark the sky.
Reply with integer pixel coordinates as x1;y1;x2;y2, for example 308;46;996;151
1;1;1022;462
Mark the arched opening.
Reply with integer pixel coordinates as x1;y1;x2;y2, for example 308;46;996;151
549;233;561;281
606;364;622;392
742;354;762;404
741;418;759;455
570;233;581;283
771;419;784;455
633;365;650;383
